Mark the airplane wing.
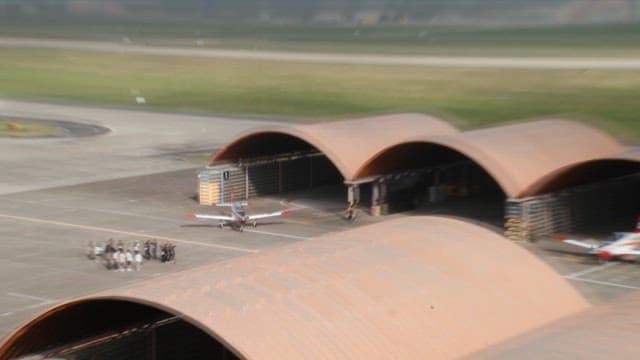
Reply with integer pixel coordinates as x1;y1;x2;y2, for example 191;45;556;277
185;212;234;221
610;241;640;257
555;236;600;251
247;209;291;221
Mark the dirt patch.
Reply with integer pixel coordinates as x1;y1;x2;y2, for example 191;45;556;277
0;117;110;138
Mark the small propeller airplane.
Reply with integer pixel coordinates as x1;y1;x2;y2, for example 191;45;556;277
185;201;291;232
554;216;640;261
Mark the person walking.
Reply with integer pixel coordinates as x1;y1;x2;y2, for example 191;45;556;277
134;250;143;271
125;248;134;272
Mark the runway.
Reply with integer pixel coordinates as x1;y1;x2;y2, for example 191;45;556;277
2;37;640;70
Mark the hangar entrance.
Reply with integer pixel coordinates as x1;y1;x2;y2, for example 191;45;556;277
351;142;506;227
506;161;640;241
199;150;343;205
4;300;238;360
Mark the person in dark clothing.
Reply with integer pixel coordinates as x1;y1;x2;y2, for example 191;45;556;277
104;238;117;270
143;240;151;260
151;239;158;260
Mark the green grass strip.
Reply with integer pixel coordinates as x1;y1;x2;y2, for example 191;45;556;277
0;48;638;141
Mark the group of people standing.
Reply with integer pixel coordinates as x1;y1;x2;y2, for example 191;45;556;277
87;238;176;271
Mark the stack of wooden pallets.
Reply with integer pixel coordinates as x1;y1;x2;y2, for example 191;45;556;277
197;170;220;206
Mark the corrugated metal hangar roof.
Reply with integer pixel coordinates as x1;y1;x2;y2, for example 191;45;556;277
466;291;640;359
212;115;630;198
0;217;588;359
212;113;459;180
355;119;624;197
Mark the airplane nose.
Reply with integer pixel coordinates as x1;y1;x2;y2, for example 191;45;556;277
598;251;614;261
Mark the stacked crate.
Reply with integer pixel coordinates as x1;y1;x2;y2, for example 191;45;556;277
504;217;529;242
504;199;529;242
197;170;221;206
505;195;572;242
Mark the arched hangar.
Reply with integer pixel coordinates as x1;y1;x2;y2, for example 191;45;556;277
354;119;637;238
200;113;458;204
0;217;587;359
203;115;638;239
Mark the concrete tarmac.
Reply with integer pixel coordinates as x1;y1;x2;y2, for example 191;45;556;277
0;99;280;195
1;100;640;343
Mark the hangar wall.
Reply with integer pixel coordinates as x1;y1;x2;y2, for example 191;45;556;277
0;217;588;359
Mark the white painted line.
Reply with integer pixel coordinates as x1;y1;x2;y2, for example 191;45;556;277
565;277;640;290
563;262;619;279
3;292;59;317
81;208;179;223
7;292;54;303
0;213;257;254
244;228;311;240
1;300;58;317
5;197;188;223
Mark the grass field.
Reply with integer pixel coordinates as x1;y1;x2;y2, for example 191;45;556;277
0;47;638;141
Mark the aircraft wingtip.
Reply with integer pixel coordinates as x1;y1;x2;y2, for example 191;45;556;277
185;212;197;219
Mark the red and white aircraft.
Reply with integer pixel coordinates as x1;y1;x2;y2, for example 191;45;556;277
555;217;640;261
185;201;291;232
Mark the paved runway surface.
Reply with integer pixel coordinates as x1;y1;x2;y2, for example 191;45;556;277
1;99;640;342
2;37;640;70
0;99;279;195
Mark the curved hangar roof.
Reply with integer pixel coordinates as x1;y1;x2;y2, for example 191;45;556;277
355;119;624;198
520;146;640;197
211;113;459;180
213;115;626;198
467;291;640;359
0;217;587;360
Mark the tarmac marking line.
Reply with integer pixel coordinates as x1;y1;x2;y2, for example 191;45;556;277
1;300;59;317
563;262;619;278
0;213;257;254
565;277;640;291
7;292;54;303
243;229;311;240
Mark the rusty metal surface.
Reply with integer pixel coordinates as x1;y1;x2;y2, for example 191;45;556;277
355;119;624;198
467;291;640;359
212;113;459;180
1;217;588;359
